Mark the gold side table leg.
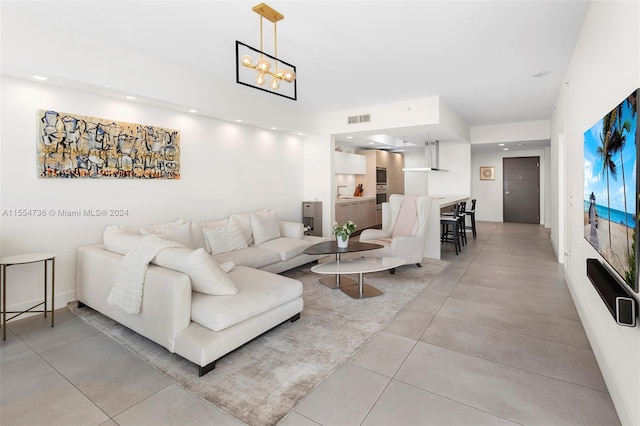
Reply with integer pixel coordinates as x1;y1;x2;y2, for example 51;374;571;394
43;260;47;318
51;258;55;328
2;265;6;340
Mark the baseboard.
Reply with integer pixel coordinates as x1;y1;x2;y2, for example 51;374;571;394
562;267;636;425
3;290;76;322
549;236;562;264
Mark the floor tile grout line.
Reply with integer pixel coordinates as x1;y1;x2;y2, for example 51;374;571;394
388;377;527;426
442;292;585;324
455;279;573;300
4;321;115;423
427;223;612;394
354;244;475;419
411;337;611;394
434;304;590;350
427;308;593;350
69;307;246;424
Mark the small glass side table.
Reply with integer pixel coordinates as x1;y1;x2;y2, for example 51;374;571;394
1;252;56;340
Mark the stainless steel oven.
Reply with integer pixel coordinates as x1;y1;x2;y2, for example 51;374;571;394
376;167;387;185
376;183;388;210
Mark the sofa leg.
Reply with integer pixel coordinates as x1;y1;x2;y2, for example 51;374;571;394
199;360;217;377
389;268;396;275
289;313;301;323
76;300;87;308
416;263;422;268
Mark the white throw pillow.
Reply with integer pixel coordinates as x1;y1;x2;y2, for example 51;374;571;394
140;222;195;248
153;247;238;295
203;225;248;255
250;210;281;245
194;219;229;252
228;213;254;245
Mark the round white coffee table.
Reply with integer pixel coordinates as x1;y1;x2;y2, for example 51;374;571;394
303;241;383;289
311;257;405;299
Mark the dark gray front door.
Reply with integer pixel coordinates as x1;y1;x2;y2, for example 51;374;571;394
503;156;540;223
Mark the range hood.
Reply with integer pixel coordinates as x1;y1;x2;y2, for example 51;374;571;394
402;140;449;173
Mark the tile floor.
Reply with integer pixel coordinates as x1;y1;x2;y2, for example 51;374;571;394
0;222;621;425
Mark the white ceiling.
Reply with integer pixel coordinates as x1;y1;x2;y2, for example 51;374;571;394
1;1;591;152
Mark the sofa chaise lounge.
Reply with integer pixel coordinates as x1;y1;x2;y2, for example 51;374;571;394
75;210;326;376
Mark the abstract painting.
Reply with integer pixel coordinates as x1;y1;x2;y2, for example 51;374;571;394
37;109;180;179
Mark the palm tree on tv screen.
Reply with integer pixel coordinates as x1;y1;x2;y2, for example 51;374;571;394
610;117;632;258
597;114;616;252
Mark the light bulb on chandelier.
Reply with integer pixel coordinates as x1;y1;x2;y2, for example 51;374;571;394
255;72;266;86
256;57;271;73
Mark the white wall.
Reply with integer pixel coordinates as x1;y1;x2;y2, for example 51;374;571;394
471;149;547;223
551;1;640;425
471;120;550;144
404;140;471;197
0;76;305;313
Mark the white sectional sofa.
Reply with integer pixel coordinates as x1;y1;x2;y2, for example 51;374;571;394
75;210;326;376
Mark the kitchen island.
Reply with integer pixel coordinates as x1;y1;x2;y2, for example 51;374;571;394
424;194;470;259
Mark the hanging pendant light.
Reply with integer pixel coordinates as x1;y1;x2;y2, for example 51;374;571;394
402;134;449;172
238;3;296;92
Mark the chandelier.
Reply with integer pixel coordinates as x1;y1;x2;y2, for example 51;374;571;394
239;3;296;92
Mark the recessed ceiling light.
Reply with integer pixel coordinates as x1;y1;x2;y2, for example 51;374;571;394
503;148;509;151
33;75;47;81
125;95;137;100
369;142;375;145
532;70;549;78
188;109;198;113
271;127;278;130
298;132;304;136
346;136;353;139
498;143;505;146
516;143;525;146
235;119;243;123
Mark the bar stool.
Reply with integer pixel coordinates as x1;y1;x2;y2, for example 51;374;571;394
442;202;467;246
457;201;468;246
464;199;477;239
441;203;461;255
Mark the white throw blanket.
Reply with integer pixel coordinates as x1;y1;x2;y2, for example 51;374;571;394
107;235;184;314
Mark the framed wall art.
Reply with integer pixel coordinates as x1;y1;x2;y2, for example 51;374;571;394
37;110;180;179
480;166;495;181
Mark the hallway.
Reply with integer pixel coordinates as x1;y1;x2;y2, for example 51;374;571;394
287;221;620;425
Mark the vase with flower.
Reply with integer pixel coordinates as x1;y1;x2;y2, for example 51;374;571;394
333;220;356;248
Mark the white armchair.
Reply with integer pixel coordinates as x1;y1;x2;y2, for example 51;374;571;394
359;194;433;269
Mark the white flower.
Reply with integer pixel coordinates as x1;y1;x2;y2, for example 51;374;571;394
333;220;357;238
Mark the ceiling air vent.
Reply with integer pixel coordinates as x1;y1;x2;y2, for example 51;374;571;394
347;114;371;124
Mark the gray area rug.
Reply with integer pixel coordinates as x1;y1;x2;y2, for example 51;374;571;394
71;259;448;425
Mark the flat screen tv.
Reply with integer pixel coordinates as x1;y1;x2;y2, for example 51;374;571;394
584;89;639;293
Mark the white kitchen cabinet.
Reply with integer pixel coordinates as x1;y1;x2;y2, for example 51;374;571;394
334;151;366;175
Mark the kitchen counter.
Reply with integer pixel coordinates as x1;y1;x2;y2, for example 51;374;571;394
431;194;470;208
335;196;375;204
